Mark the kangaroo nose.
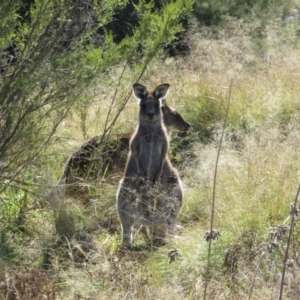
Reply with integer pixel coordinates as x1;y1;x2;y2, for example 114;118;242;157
146;103;155;119
148;112;154;118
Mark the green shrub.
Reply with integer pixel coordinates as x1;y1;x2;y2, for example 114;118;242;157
0;0;193;195
193;0;296;25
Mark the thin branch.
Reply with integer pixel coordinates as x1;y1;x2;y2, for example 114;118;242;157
99;47;158;143
203;80;233;300
0;183;41;199
279;184;300;300
248;254;266;300
100;62;128;143
0;95;78;194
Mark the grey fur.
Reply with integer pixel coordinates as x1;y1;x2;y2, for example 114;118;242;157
117;83;184;246
130;83;169;183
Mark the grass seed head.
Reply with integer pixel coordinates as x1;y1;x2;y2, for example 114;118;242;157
260;242;279;255
167;248;182;264
203;229;221;242
268;225;290;243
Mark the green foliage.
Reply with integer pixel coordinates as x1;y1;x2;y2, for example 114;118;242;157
0;0;193;196
0;230;16;261
275;100;300;128
0;1;21;41
193;0;296;25
0;188;31;231
181;85;228;142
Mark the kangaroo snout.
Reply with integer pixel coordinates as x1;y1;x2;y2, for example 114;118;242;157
185;122;191;130
147;110;155;119
141;101;159;120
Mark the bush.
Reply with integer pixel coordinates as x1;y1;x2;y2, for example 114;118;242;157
0;0;193;194
193;0;296;25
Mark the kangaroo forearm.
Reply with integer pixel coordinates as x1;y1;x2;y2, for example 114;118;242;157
133;157;143;176
153;159;165;183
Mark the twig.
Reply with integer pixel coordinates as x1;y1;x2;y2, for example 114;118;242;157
270;259;279;300
203;80;232;300
0;96;77;194
101;63;128;142
279;184;300;300
100;40;160;142
248;254;266;300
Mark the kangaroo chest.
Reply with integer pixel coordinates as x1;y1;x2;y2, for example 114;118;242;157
138;133;165;173
140;134;162;155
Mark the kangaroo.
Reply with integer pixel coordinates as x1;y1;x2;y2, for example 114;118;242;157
159;157;183;236
105;100;190;176
135;156;184;246
128;83;169;183
117;83;182;246
56;99;190;199
161;99;190;132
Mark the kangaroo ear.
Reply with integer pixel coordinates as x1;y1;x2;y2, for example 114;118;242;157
154;84;170;100
132;84;148;100
160;98;166;107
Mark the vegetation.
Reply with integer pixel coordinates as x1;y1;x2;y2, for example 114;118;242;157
193;0;296;25
1;0;300;299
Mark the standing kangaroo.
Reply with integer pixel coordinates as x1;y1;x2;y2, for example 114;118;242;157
117;83;183;246
46;99;190;207
53;100;190;200
129;83;170;183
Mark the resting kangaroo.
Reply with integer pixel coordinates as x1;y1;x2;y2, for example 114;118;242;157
117;83;183;246
56;99;190;199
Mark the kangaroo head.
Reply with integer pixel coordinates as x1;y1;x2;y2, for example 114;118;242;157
161;99;191;132
132;83;170;121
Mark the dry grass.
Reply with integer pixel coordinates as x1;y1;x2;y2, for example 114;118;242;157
3;9;300;300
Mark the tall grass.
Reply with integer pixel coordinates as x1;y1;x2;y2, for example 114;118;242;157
2;8;300;300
